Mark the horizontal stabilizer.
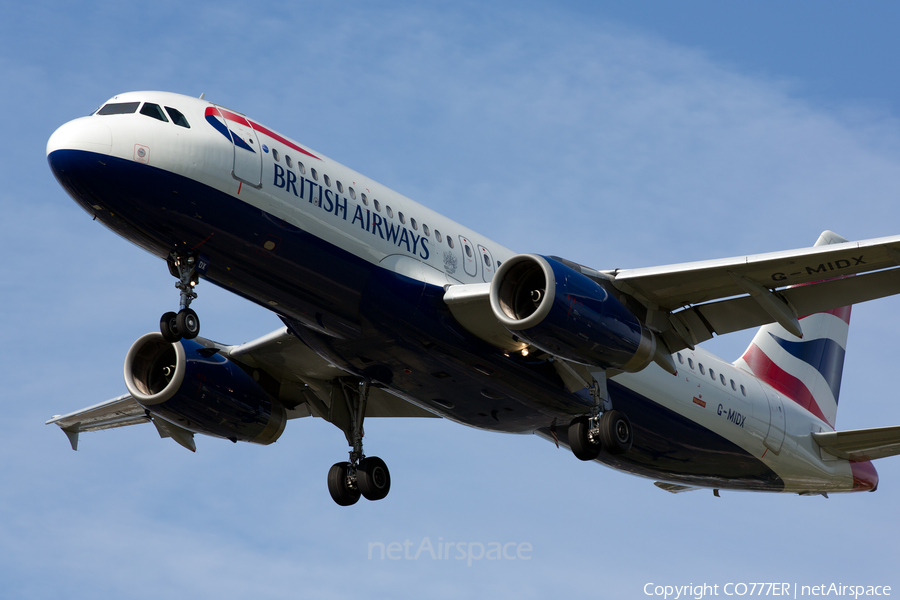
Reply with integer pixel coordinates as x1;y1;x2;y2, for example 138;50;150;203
812;426;900;461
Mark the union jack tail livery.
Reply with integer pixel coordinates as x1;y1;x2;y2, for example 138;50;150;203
735;231;851;429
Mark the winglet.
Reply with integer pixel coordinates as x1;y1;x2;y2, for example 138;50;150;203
62;427;79;451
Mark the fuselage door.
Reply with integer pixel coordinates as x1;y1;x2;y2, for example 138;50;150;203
459;236;478;278
762;388;786;455
213;105;262;189
478;245;495;282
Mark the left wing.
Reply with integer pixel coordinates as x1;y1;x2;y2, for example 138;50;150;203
47;327;437;451
46;394;150;450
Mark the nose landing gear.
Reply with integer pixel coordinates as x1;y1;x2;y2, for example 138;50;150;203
159;253;204;343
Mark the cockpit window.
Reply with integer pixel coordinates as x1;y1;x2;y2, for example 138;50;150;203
165;107;190;128
140;103;169;122
97;102;140;115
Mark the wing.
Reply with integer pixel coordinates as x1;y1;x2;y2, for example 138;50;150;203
599;231;900;351
47;327;437;451
446;232;900;356
812;426;900;461
46;394;150;450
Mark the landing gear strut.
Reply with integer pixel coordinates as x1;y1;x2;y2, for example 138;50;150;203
327;380;392;506
160;253;202;343
568;374;633;460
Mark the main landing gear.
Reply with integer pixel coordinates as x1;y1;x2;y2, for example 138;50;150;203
160;253;202;343
327;380;392;506
568;375;633;460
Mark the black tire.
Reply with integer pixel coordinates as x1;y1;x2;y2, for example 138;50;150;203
568;416;601;461
327;462;360;506
357;456;391;501
176;308;200;340
160;311;181;342
599;409;633;455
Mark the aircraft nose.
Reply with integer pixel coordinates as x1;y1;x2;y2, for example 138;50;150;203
46;117;112;157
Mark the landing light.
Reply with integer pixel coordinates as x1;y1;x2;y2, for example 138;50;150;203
521;348;530;357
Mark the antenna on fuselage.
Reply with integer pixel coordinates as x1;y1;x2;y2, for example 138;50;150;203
199;93;205;100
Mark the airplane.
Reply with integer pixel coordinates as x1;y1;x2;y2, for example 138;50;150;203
45;91;900;505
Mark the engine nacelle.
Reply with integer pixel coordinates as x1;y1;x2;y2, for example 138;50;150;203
124;332;286;444
490;254;657;372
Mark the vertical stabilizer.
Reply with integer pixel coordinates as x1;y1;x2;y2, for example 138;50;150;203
734;231;851;429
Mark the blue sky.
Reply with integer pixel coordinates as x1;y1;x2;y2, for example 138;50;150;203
3;1;900;598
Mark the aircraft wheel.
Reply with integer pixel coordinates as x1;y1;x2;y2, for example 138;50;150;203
328;462;360;506
176;308;200;340
568;416;601;461
599;409;632;455
357;456;391;501
160;311;181;343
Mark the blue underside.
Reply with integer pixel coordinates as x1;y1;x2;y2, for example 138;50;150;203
48;148;783;491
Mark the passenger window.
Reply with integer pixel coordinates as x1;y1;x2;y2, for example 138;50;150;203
399;212;405;224
349;187;356;200
710;368;715;380
465;245;472;258
448;236;455;249
374;199;381;212
140;103;168;122
386;206;393;218
435;229;442;242
97;102;140;115
423;224;430;236
164;107;190;128
324;174;331;187
720;374;726;385
411;218;418;230
337;181;343;193
677;353;684;364
286;155;293;168
699;364;706;375
730;379;737;391
740;385;747;396
688;358;694;369
311;168;318;181
272;148;280;162
298;162;306;174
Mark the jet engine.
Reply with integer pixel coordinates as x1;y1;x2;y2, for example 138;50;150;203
490;254;660;372
124;332;286;444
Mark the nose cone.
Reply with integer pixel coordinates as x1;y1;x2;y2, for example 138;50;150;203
47;117;112;157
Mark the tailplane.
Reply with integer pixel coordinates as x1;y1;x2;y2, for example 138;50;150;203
734;231;851;428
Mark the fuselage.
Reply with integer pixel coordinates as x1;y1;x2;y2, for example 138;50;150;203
46;91;877;494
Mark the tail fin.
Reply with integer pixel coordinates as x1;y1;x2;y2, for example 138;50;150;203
734;231;851;429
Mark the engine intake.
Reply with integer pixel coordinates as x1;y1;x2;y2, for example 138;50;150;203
124;332;286;444
490;254;659;372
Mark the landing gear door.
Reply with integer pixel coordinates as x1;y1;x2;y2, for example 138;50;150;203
213;105;263;189
478;245;495;283
459;236;478;278
763;388;786;455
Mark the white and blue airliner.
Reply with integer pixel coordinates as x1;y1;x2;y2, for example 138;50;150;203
46;91;900;505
